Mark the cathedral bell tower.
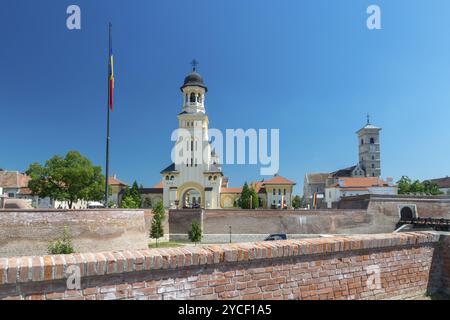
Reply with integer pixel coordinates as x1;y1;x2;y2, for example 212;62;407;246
357;115;381;177
160;60;223;209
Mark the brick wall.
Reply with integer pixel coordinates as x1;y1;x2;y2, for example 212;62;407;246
0;209;148;257
0;232;447;300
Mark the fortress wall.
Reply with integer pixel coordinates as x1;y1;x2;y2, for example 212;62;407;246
0;209;149;257
0;232;447;300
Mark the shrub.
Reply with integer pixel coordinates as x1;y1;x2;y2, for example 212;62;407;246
48;226;75;254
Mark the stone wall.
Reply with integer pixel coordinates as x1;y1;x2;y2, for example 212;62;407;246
0;232;447;300
0;209;148;257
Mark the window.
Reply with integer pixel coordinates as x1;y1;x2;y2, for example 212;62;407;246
214;176;217;180
170;176;174;180
372;156;375;160
272;189;275;195
370;137;375;144
165;176;169;180
278;189;281;195
283;189;286;195
361;139;364;145
208;176;212;181
190;92;196;103
371;164;375;168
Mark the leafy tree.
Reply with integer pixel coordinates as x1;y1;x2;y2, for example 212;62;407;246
48;226;75;254
188;220;202;245
292;195;301;209
120;181;142;208
250;187;259;209
397;176;443;195
26;151;104;209
150;202;165;247
239;182;251;209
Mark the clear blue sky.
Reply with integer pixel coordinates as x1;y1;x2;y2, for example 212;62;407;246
1;0;449;194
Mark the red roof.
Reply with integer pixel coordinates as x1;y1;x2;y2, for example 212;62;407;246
153;181;163;189
108;176;128;186
221;187;242;194
263;175;296;185
332;177;390;188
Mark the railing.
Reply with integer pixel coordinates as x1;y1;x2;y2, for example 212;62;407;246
396;217;450;231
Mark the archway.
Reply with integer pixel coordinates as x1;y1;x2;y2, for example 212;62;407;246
400;207;414;220
181;188;202;209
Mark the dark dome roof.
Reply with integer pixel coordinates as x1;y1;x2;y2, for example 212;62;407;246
180;70;207;92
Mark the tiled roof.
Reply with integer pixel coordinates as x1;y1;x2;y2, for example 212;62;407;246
0;171;30;188
160;163;176;174
429;177;450;188
305;173;329;184
331;177;390;188
153;181;163;188
108;176;128;186
330;166;357;178
263;175;296;185
221;187;242;194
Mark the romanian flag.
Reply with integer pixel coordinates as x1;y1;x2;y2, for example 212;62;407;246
108;35;114;111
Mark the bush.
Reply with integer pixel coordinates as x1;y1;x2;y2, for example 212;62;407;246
48;226;75;254
150;202;165;247
188;220;202;245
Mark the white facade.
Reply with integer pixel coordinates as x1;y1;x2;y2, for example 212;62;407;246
161;68;223;209
325;178;398;208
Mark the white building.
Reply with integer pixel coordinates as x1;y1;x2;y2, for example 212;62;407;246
325;177;397;208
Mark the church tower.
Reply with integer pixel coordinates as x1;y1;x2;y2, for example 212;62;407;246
357;116;381;177
160;61;222;209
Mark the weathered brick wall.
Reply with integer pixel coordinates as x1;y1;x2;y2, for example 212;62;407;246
0;209;148;257
437;235;450;295
0;232;446;300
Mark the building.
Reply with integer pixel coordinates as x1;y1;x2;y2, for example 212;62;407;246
0;169;92;209
325;177;397;208
155;65;296;209
429;177;450;195
303;117;386;208
107;174;129;207
303;173;328;209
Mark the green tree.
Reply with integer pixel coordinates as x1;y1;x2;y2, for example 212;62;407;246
292;195;301;209
239;182;251;209
250;187;259;209
26;151;104;209
188;220;202;245
397;176;443;195
48;226;75;255
423;180;443;195
150;202;165;247
120;181;142;208
397;176;411;194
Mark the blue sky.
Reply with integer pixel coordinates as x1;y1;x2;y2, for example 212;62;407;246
1;0;449;193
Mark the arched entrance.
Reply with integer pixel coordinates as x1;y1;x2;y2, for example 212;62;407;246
400;207;414;220
181;188;202;209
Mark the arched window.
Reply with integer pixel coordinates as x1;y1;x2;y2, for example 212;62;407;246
361;139;364;145
165;176;169;180
370;137;375;144
372;156;375;160
190;92;196;103
197;93;201;103
170;176;174;180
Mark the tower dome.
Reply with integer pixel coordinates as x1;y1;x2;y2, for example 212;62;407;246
180;70;208;92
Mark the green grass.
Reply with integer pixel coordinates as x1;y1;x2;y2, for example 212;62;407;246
148;241;187;249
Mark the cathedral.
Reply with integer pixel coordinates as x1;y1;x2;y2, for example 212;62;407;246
140;64;296;209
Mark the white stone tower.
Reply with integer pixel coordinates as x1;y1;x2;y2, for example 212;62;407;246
160;61;223;209
357;115;381;177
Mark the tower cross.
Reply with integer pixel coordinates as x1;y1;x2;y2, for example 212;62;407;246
366;113;371;125
191;59;198;71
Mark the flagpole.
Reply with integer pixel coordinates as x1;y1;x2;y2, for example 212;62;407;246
104;22;112;207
